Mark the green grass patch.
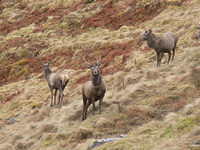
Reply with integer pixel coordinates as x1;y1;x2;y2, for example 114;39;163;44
160;126;174;138
161;116;199;139
42;134;56;147
176;117;199;132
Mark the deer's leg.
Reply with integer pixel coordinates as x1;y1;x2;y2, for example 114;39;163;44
92;99;96;114
92;100;96;112
50;88;53;107
54;89;57;105
58;80;63;106
167;51;171;64
158;52;164;67
172;48;175;61
99;98;103;114
82;95;87;121
160;52;164;66
58;90;61;106
84;100;91;120
60;91;64;108
156;52;160;67
59;86;64;108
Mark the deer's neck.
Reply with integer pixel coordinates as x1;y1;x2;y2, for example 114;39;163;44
147;34;157;48
92;74;102;86
44;68;52;80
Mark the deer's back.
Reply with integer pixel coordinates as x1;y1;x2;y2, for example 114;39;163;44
48;73;62;89
159;32;177;50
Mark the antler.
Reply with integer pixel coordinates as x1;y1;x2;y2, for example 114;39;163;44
83;54;91;68
95;55;102;66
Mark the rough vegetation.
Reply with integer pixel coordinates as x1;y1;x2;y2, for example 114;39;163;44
0;0;200;150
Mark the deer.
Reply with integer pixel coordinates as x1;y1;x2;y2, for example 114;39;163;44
140;29;178;67
82;57;106;120
43;63;69;107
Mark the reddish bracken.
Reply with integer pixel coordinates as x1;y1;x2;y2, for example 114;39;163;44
0;1;85;35
0;39;136;86
83;0;165;30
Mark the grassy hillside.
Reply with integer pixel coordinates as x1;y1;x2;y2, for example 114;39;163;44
0;0;200;150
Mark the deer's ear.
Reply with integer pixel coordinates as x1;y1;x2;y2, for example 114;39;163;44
88;64;93;69
96;61;101;67
149;29;152;33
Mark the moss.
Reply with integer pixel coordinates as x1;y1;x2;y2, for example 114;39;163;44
160;126;174;138
30;102;43;109
0;95;3;103
42;134;56;147
161;117;199;139
175;117;199;132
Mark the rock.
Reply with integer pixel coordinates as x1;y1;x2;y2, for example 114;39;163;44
88;135;127;150
5;117;17;125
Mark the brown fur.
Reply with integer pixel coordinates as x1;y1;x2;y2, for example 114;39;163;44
141;29;178;67
82;62;106;120
43;63;69;107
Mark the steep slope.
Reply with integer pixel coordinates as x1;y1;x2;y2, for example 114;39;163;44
0;0;200;150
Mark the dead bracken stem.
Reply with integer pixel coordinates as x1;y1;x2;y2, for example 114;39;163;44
134;58;137;69
122;78;125;89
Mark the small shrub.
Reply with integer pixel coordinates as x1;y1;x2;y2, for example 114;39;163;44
69;128;93;142
152;95;186;112
176;117;199;132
